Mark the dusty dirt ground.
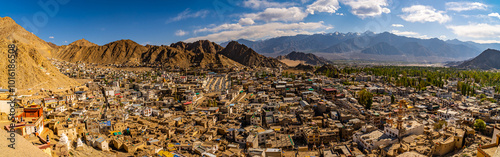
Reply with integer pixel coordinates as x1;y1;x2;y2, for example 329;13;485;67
0;127;50;157
279;59;305;67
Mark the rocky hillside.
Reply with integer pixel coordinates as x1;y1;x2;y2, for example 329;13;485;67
142;40;242;68
219;41;287;68
57;39;278;68
293;63;315;71
69;38;98;47
0;16;78;90
457;49;500;70
315;64;339;77
277;51;331;65
46;42;59;49
57;39;148;65
0;17;56;58
170;40;224;54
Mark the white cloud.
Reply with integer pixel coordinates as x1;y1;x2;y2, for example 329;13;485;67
335;13;344;16
306;0;340;14
400;5;451;23
244;7;308;22
186;21;332;43
167;9;210;23
301;0;312;4
239;18;255;25
49;36;54;39
488;13;500;19
460;14;488;19
391;30;418;36
243;0;297;9
195;23;244;33
391;24;404;27
391;30;429;39
175;30;188;36
439;35;447;39
340;0;390;18
446;2;488;12
471;40;500;44
447;23;500;38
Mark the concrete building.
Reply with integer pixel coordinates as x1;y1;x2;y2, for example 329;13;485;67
353;130;398;150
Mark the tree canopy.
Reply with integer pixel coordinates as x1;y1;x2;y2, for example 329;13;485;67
358;88;373;109
474;119;486;131
334;66;500;94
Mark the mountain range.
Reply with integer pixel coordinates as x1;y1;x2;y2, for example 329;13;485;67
457;49;500;70
0;16;288;90
222;32;500;61
56;39;285;68
276;51;332;65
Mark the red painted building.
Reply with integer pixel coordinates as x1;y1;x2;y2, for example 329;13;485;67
14;105;45;136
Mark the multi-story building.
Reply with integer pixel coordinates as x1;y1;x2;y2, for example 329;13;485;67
353;130;398;150
383;120;424;138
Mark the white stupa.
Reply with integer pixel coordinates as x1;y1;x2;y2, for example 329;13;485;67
76;137;83;149
59;133;70;150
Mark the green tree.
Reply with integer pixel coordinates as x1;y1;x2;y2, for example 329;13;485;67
358;89;373;109
474;119;486;131
325;69;331;77
433;120;447;130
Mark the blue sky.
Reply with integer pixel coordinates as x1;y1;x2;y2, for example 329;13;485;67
1;0;500;45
